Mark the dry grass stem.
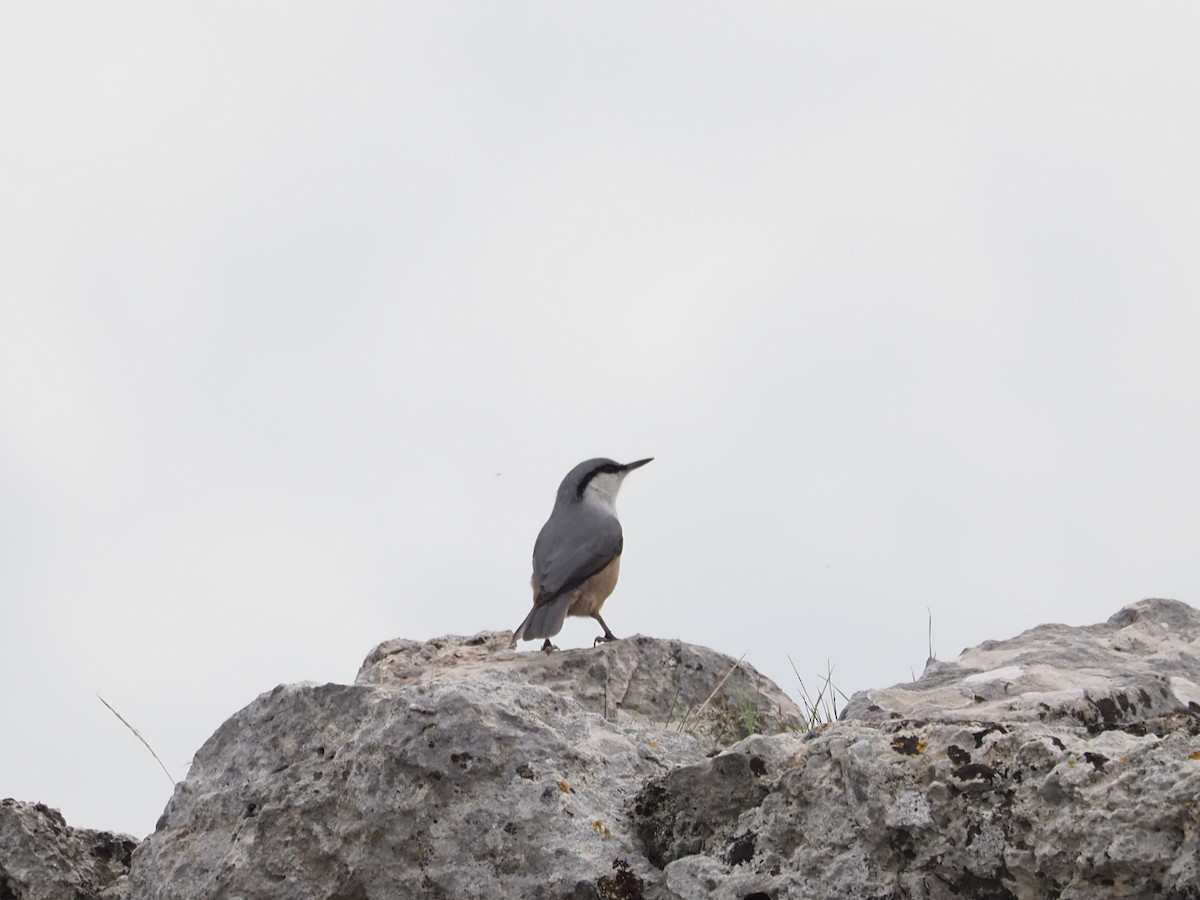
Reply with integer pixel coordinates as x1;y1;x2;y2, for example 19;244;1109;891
98;693;176;787
680;654;745;732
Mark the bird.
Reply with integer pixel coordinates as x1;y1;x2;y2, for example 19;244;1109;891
511;457;653;652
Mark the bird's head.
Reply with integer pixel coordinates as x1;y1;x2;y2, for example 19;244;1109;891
556;456;653;509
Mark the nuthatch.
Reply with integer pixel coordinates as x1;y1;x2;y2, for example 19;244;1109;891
511;457;653;652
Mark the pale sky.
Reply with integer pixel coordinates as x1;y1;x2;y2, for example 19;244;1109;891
3;3;1199;839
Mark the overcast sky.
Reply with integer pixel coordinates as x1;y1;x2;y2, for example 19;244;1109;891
3;3;1199;839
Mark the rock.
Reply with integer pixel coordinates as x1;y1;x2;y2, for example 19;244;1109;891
656;717;1200;899
647;597;1200;899
356;631;805;751
13;600;1200;899
0;798;136;900
632;733;805;870
129;632;804;899
843;597;1200;733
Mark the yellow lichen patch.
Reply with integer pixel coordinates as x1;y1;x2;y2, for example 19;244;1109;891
646;740;662;750
557;779;573;793
591;820;612;837
1190;750;1200;760
890;735;926;755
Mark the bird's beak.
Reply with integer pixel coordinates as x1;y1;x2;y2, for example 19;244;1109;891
622;457;654;471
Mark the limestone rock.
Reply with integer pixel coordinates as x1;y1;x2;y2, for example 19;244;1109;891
129;633;803;899
0;799;136;900
652;597;1200;899
843;596;1200;732
13;600;1200;899
357;631;805;752
655;717;1200;899
632;733;806;870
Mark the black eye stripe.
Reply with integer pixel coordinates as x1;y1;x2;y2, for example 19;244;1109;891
575;463;624;498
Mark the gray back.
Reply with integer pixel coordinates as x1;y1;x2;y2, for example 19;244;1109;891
531;499;623;605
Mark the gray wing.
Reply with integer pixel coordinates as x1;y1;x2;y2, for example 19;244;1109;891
531;506;623;606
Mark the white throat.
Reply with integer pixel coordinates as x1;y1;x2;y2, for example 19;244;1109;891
582;471;625;512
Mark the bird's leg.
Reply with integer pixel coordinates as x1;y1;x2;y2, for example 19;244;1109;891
591;613;618;646
540;639;558;653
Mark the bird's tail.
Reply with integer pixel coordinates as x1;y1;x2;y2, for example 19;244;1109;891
511;594;572;643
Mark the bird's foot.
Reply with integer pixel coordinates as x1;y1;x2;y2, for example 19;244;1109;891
592;633;618;647
541;639;559;654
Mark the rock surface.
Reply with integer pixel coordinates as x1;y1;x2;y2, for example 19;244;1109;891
649;598;1200;899
844;595;1200;732
0;799;136;900
356;631;804;751
7;600;1200;899
129;632;803;899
